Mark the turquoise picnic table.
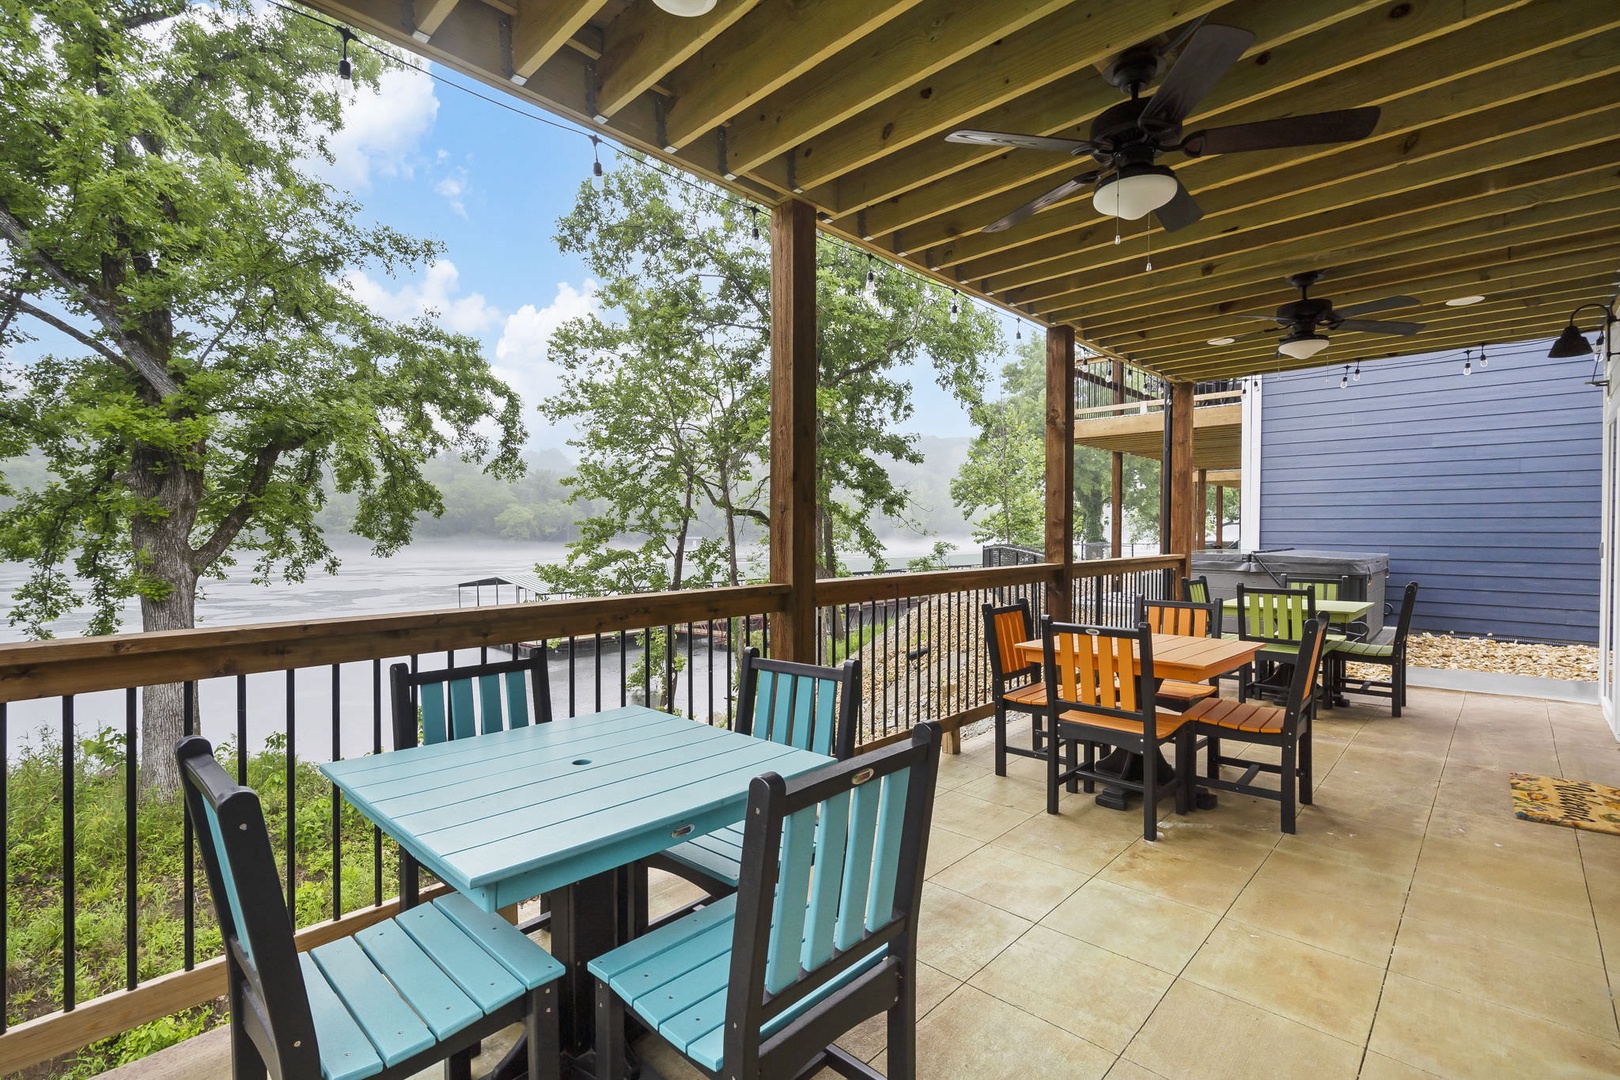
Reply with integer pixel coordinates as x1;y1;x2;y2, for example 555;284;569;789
322;705;834;1078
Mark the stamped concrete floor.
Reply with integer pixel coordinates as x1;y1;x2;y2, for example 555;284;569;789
108;686;1620;1079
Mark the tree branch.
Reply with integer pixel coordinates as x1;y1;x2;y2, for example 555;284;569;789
0;203;181;398
4;293;129;366
193;440;298;568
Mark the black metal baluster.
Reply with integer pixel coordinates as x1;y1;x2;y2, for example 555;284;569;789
616;632;627;708
684;621;693;719
331;663;341;920
568;636;578;718
125;689;137;991
641;628;652;708
594;632;603;713
286;669;296;914
183;683;195;970
62;696;75;1011
372;658;383;908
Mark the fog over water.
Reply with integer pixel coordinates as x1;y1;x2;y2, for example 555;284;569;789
0;535;971;759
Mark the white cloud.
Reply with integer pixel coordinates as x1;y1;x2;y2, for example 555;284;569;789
320;66;439;188
434;168;469;217
340;260;500;335
493;281;601;416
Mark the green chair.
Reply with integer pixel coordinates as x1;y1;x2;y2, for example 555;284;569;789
590;723;942;1080
1331;581;1419;716
177;736;563;1080
1280;573;1370;639
1233;585;1318;704
1181;575;1212;604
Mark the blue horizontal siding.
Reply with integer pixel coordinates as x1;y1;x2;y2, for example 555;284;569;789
1259;345;1601;644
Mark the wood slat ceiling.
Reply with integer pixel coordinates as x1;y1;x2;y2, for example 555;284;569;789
299;0;1620;384
1075;404;1242;470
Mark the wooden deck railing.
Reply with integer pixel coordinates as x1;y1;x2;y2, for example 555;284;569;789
0;556;1186;1074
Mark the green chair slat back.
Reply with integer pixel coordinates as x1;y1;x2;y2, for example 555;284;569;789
1236;585;1317;646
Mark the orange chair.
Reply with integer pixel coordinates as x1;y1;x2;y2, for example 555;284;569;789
1138;597;1222;712
982;599;1048;776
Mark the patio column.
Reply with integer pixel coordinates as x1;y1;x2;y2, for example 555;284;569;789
769;199;817;662
1195;469;1208;552
1046;326;1075;619
1111;358;1124;559
1166;380;1196;569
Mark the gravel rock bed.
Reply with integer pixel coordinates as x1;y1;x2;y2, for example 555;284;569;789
1400;632;1598;682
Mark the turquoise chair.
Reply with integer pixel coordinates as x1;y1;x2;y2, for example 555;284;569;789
650;648;861;899
177;736;563;1080
390;655;552;908
591;722;942;1080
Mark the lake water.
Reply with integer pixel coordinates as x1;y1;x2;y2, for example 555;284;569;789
0;535;970;759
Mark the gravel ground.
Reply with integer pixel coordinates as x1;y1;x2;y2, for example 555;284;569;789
1401;632;1598;682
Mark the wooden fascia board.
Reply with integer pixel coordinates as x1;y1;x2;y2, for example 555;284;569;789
723;0;1077;176
510;0;609;81
593;0;758;120
662;0;928;151
912;10;1620;269
787;0;1229;190
411;0;460;40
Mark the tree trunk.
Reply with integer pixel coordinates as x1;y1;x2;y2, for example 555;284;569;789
129;444;203;797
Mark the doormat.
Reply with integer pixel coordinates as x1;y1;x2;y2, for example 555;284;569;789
1510;773;1620;836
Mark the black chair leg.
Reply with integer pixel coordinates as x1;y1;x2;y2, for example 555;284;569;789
886;958;919;1080
1064;736;1079;794
445;1049;473;1080
1142;743;1158;842
1279;740;1297;834
530;984;559;1080
1046;725;1061;815
1174;731;1192;815
1300;718;1314;806
1082;741;1096;794
595;981;628;1080
993;702;1008;776
1393;661;1405;717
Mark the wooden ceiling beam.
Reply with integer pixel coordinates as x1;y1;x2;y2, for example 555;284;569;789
409;0;459;41
662;0;925;151
1008;94;1620;323
1061;184;1620;334
510;0;610;82
1101;252;1619;370
1000;148;1620;304
593;0;759;120
1132;277;1617;374
723;0;1077;177
1151;283;1618;381
847;0;1490;237
920;6;1620;271
1027;176;1620;322
786;0;1228;191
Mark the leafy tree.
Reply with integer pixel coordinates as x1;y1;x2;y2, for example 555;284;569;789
953;340;1160;551
0;0;524;792
541;157;1000;602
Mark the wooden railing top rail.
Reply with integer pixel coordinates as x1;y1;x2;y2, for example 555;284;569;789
0;583;789;703
813;562;1060;606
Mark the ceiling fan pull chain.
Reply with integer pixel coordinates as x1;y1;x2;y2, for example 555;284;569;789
1145;224;1153;272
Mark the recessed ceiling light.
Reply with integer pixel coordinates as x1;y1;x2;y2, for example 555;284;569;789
653;0;717;14
1445;295;1486;307
1207;336;1236;346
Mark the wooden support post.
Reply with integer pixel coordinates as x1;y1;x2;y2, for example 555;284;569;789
1110;359;1124;560
769;200;818;662
1195;469;1208;552
1045;326;1076;620
1166;381;1196;560
1215;486;1225;548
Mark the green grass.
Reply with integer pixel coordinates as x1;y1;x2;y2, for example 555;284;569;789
5;731;401;1078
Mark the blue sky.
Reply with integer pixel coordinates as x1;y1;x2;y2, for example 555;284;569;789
317;59;985;452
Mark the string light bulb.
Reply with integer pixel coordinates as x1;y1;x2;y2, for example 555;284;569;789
863;255;877;302
1352;362;1361;382
337;27;353;80
590;135;602;177
949;289;960;322
749;208;760;241
1478;343;1488;369
1463;347;1472;376
1015;321;1023;342
1339;365;1349;389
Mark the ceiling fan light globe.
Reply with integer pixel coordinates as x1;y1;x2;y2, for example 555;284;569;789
1548;324;1593;358
1094;166;1179;220
652;0;717;14
1278;332;1330;360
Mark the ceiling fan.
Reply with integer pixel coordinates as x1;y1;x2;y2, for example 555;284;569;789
1230;271;1426;359
944;22;1381;234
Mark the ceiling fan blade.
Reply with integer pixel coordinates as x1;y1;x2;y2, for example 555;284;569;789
1332;293;1418;319
1183;107;1381;156
982;174;1097;233
1139;24;1254;127
1334;318;1425;336
945;129;1093;154
1153;179;1203;232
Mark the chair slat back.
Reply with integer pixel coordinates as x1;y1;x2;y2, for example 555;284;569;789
728;724;941;1061
1282;574;1349;602
1236;585;1316;645
177;737;321;1077
1181;575;1211;604
1283;617;1332;725
1042;620;1154;726
737;649;860;760
1391;581;1420;644
1140;598;1214;638
983;600;1037;681
390;654;551;751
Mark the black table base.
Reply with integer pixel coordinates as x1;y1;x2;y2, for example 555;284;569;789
1088;746;1176;810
